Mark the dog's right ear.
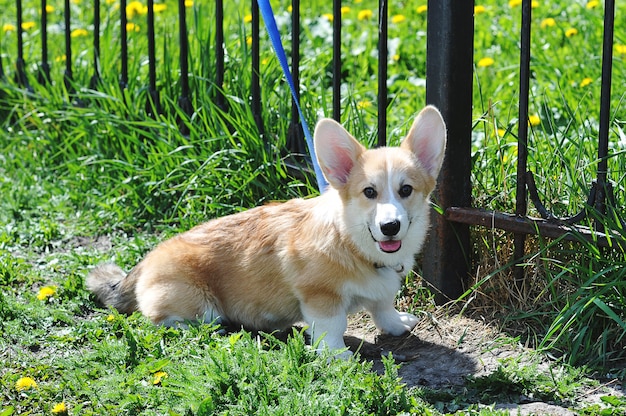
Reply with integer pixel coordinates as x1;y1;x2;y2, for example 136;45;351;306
314;119;365;189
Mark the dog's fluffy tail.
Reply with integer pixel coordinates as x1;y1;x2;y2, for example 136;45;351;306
86;263;138;314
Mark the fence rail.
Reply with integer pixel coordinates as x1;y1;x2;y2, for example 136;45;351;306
1;0;624;301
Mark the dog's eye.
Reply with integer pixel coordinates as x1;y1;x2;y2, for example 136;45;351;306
399;184;413;198
363;187;378;199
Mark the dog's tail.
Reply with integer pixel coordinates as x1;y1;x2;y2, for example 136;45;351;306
86;263;138;314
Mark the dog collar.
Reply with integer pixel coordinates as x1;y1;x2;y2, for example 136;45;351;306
374;263;405;274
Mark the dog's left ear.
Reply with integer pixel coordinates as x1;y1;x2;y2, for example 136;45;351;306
401;105;447;180
314;118;365;189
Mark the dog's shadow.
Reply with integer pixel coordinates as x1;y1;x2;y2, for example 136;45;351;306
344;332;479;389
221;323;478;389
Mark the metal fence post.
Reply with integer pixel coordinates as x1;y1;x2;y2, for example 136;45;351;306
39;0;50;84
251;0;264;137
377;0;388;147
422;0;474;303
286;0;306;155
332;0;341;121
513;0;532;284
90;0;101;89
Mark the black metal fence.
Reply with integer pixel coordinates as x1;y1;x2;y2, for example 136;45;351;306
425;0;624;302
2;0;623;302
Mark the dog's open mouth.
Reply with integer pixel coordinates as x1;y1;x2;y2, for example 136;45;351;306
379;240;402;253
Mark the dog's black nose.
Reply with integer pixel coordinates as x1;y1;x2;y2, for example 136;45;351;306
380;220;401;236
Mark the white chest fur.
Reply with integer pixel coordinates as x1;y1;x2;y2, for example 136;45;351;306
340;266;404;314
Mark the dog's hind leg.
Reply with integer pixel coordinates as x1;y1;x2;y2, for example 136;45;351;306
135;274;222;328
158;309;223;329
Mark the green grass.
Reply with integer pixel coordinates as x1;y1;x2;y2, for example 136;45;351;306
1;0;626;414
1;307;430;414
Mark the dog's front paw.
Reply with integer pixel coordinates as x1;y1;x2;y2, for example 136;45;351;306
373;309;419;336
396;311;419;331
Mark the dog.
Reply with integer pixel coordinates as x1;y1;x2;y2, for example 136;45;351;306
86;105;446;356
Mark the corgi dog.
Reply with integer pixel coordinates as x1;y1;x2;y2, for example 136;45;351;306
86;105;446;356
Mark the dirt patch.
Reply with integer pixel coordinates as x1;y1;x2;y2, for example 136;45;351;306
344;311;623;415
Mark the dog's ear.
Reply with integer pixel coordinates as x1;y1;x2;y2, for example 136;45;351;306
314;118;365;189
401;105;447;180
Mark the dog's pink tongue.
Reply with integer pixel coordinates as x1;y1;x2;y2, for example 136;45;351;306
379;240;401;253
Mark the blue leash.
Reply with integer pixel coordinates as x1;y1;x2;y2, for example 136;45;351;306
256;0;328;192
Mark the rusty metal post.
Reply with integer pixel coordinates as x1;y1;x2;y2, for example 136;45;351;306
422;0;474;303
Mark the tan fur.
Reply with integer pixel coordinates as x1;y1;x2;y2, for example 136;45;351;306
87;106;447;355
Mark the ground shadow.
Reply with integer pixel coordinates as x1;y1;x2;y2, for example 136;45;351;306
344;332;479;389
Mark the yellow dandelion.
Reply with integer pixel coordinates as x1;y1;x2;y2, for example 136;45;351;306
45;5;55;12
540;18;556;28
417;5;428;14
246;36;252;47
106;314;116;322
392;54;400;62
356;100;371;110
71;0;81;4
615;44;626;55
70;28;88;38
22;21;36;30
531;0;539;8
391;14;406;24
322;13;333;22
55;54;67;62
105;0;116;4
153;3;166;12
358;9;373;20
15;377;37;391
340;6;350;15
565;28;578;37
528;115;541;126
477;57;494;67
586;0;599;9
355;0;362;3
474;5;486;14
497;128;506;138
3;23;16;32
126;22;140;32
51;402;67;414
153;371;168;385
580;77;593;87
287;5;292;13
509;0;522;7
126;1;147;19
184;0;193;7
37;285;57;300
243;14;252;23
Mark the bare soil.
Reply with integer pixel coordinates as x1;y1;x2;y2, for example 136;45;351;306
345;311;624;415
